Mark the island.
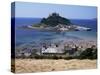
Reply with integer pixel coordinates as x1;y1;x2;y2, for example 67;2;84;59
25;13;92;31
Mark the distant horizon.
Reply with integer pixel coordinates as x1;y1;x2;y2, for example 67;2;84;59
12;2;97;19
12;17;97;20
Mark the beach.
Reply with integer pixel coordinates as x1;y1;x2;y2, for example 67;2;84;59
14;59;97;73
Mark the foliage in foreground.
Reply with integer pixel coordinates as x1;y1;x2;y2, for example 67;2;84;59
15;47;97;60
78;48;97;59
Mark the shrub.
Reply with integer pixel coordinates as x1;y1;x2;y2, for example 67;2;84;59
52;55;59;60
92;49;97;59
79;48;97;59
64;56;74;60
34;55;42;59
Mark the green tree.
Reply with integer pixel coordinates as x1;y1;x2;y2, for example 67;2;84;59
41;13;71;27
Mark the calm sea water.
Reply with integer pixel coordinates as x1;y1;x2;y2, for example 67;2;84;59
14;18;97;46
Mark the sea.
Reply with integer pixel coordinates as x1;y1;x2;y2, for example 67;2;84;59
14;18;97;47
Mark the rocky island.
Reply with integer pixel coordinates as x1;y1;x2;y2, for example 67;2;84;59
27;13;91;31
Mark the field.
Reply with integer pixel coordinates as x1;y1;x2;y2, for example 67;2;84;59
13;59;97;73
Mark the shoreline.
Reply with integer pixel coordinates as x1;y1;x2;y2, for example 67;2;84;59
26;24;92;32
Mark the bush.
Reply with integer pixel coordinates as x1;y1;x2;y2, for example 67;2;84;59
34;55;43;59
64;56;74;60
59;56;62;59
52;55;59;60
79;48;97;59
92;49;97;59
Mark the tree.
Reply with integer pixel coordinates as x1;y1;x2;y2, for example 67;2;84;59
79;48;97;59
40;13;71;27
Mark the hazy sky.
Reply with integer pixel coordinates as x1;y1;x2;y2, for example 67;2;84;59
13;2;97;19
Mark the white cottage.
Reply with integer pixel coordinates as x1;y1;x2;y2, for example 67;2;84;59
41;44;65;55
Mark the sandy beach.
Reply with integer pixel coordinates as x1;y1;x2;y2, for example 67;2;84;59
14;59;97;73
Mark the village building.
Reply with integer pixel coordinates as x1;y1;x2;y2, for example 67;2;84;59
41;44;65;55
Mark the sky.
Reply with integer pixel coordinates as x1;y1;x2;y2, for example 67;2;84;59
12;2;97;19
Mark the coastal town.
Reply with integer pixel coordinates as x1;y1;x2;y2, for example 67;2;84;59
15;39;97;59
